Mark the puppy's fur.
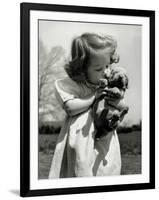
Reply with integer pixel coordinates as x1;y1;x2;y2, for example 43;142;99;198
93;67;129;139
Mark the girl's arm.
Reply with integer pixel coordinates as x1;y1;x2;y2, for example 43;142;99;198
64;87;111;116
64;94;96;116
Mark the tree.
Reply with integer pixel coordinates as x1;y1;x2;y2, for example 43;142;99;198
38;40;67;122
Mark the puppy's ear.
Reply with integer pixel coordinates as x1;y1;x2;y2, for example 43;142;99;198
124;75;129;89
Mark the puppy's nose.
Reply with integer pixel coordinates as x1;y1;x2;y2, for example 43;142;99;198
104;69;110;79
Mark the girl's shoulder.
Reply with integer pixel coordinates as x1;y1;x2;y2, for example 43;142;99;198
55;76;94;98
55;76;81;95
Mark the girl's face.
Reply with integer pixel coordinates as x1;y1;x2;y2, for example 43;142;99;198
86;50;112;85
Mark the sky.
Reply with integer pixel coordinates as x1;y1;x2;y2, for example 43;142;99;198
39;20;142;125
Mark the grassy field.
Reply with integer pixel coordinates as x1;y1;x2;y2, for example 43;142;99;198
38;131;141;179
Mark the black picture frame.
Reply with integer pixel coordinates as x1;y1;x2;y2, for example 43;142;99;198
20;2;155;197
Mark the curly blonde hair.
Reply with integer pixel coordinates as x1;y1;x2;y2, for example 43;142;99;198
65;33;119;83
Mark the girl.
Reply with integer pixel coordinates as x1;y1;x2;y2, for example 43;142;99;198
49;33;122;178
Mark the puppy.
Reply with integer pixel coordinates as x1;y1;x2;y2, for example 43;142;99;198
93;67;129;139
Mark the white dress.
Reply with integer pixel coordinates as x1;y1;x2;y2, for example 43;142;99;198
49;76;121;178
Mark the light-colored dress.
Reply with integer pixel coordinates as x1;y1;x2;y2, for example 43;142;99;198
49;76;121;178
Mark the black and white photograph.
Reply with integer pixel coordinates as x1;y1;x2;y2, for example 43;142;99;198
38;20;142;179
20;3;155;197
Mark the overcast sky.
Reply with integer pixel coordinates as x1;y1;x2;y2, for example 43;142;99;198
39;20;142;125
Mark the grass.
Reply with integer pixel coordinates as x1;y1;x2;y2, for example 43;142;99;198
121;154;141;175
118;131;141;155
38;131;141;179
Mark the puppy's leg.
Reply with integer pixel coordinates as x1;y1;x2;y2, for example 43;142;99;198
119;106;129;122
108;110;120;128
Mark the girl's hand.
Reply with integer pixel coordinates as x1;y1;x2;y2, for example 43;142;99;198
95;87;108;100
103;88;121;100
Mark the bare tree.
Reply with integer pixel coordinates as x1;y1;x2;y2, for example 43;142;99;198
38;40;66;122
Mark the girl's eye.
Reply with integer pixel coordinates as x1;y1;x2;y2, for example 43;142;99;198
95;68;102;72
105;65;109;69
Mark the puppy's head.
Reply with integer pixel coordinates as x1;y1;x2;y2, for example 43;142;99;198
108;67;128;90
99;78;108;88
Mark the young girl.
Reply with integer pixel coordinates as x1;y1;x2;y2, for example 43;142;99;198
49;33;123;178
